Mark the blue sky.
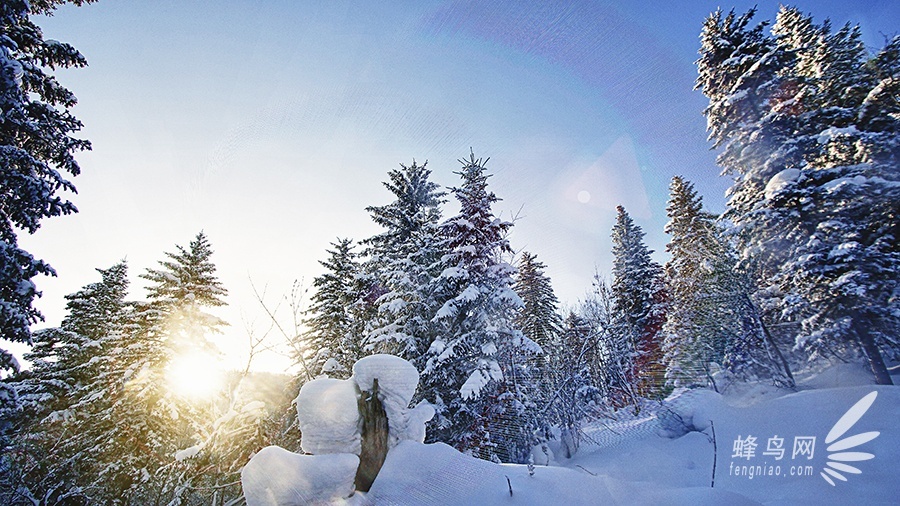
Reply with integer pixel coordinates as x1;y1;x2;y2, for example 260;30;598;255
16;0;899;371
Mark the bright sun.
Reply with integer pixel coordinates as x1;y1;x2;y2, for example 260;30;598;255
166;352;225;400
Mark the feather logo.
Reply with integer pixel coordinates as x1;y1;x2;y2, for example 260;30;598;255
820;391;879;486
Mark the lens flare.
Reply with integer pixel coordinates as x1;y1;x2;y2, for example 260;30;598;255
166;352;225;400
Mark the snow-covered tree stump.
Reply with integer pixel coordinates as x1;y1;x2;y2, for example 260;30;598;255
356;378;389;491
242;354;434;505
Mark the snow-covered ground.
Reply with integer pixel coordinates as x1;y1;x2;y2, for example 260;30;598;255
247;363;899;505
366;364;896;505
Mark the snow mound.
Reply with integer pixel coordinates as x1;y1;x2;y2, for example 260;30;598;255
242;446;359;506
352;354;418;411
658;388;726;437
296;378;361;455
403;401;435;444
352;354;433;447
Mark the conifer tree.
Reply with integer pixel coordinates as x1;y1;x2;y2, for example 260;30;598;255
422;152;542;463
512;252;564;452
0;0;94;371
697;6;899;384
662;177;758;388
362;161;446;365
140;231;228;353
301;238;368;377
4;262;130;505
661;177;794;389
80;233;228;504
513;251;562;351
608;206;666;405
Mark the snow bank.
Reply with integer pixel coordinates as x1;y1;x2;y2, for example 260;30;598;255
296;378;361;455
658;388;725;437
293;355;433;458
242;446;359;506
246;354;437;503
707;386;898;504
570;384;899;505
352;354;418;414
366;441;758;505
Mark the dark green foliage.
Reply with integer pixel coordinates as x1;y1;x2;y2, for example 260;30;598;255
0;0;94;370
697;6;900;384
362;161;446;364
608;206;667;405
422;152;542;464
301;238;368;377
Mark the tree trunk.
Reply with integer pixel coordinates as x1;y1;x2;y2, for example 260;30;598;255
355;379;389;492
856;325;893;385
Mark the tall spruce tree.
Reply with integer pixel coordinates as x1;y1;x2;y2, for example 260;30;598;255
608;206;666;405
140;231;228;352
362;161;446;365
662;176;726;387
661;177;793;389
4;262;130;505
0;0;93;371
513;251;562;351
301;238;368;377
513;252;563;453
79;232;229;504
697;6;899;384
422;152;542;463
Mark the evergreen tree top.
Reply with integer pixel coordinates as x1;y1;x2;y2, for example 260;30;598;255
0;0;95;363
140;231;227;309
363;160;445;258
61;260;130;340
441;152;514;269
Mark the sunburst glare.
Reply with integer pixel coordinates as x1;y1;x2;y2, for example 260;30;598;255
166;351;225;400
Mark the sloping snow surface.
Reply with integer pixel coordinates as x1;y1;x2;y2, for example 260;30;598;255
252;362;898;505
359;384;897;505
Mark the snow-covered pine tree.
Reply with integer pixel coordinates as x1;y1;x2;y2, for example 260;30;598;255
512;252;561;453
67;233;230;504
300;238;368;377
513;251;562;352
3;262;130;505
697;6;899;384
0;0;93;371
772;9;899;385
662;176;725;387
662;177;773;388
662;177;795;390
608;206;666;406
140;231;228;352
362;161;446;366
422;152;542;463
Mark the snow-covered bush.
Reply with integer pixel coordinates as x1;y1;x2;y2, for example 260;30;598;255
657;388;722;438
